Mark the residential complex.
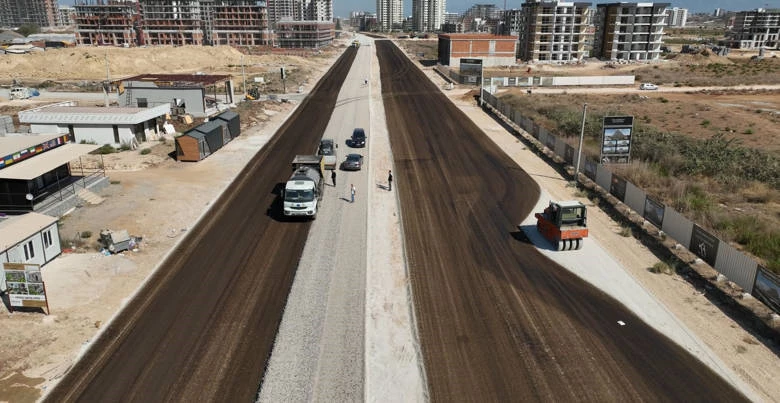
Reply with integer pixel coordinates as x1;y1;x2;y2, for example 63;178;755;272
665;7;687;27
727;10;780;49
592;2;668;61
516;1;591;63
0;0;58;29
377;0;404;31
412;0;446;32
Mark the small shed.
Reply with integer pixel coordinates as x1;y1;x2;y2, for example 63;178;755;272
198;120;229;148
175;130;211;162
214;110;240;139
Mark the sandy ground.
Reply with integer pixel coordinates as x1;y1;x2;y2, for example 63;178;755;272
1;39;779;402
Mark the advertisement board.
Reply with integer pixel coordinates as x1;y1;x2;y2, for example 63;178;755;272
3;262;48;313
600;116;634;164
610;175;627;201
689;224;720;266
643;196;665;228
753;266;780;314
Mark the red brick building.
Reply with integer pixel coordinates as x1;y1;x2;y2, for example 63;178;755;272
437;33;518;67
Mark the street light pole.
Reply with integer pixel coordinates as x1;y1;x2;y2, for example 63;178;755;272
574;103;587;184
479;62;484;108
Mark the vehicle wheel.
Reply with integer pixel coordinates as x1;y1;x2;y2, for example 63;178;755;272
556;240;564;251
574;239;583;250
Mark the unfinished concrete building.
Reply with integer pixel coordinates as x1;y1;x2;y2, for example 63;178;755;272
275;20;334;48
74;1;139;46
0;0;59;29
140;0;205;45
208;0;271;45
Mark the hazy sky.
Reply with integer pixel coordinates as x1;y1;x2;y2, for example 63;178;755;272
58;0;777;21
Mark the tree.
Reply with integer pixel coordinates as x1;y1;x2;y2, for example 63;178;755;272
17;24;40;37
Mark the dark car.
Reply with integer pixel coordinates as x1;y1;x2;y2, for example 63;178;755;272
341;153;364;171
349;128;366;148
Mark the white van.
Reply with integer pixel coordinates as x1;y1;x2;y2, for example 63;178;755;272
639;83;658;90
9;87;31;100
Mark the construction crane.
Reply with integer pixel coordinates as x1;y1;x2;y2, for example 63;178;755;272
535;200;588;251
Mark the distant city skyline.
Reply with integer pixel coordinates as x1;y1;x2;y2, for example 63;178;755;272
57;0;775;21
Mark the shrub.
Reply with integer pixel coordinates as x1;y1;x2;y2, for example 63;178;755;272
700;119;710;127
743;128;753;134
80;231;92;238
619;225;632;237
140;148;152;155
119;142;132;151
97;144;116;154
659;98;669;103
649;261;674;274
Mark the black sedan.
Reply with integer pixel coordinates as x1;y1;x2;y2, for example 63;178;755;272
341;153;364;171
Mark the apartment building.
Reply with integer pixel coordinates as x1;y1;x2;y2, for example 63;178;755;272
57;6;76;27
377;0;404;31
501;8;523;36
74;1;270;47
593;2;669;62
0;0;58;29
301;0;333;22
268;0;301;23
728;10;780;49
666;7;687;27
412;0;446;32
275;20;334;48
74;1;138;46
517;0;591;63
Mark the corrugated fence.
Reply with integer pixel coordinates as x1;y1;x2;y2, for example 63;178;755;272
482;91;780;313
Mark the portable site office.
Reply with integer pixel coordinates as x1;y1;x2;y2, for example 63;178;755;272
174;110;240;162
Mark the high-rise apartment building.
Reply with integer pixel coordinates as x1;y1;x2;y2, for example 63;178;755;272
728;10;780;49
301;0;333;21
377;0;403;31
0;0;58;28
666;7;687;27
593;2;668;61
58;6;76;27
412;0;445;32
269;0;302;24
517;0;591;63
74;1;138;46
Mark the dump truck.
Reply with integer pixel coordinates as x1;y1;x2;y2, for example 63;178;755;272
318;138;337;170
535;200;588;251
352;40;360;48
283;155;325;219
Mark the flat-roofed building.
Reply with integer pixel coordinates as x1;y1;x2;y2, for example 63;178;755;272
517;0;591;63
593;2;669;61
438;33;518;66
727;10;780;49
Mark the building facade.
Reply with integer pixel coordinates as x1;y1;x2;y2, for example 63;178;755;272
517;0;591;63
665;7;687;27
438;33;518;66
593;2;668;61
728;10;780;49
275;20;334;48
412;0;446;32
57;6;76;27
0;0;58;29
74;1;140;46
377;0;403;31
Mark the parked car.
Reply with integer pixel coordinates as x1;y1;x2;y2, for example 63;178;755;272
349;128;366;148
318;138;337;170
341;153;364;171
639;83;658;90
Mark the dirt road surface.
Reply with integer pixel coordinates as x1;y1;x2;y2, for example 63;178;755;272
376;39;747;401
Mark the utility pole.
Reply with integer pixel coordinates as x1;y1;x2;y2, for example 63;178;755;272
103;53;110;107
479;62;484;107
241;55;247;100
574;103;588;184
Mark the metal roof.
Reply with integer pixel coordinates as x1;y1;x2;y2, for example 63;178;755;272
0;143;101;180
556;200;586;208
0;134;63;157
196;120;224;134
117;74;231;87
19;104;171;125
215;110;238;121
0;212;58;252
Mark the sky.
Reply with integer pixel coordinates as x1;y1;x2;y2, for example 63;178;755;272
57;0;778;21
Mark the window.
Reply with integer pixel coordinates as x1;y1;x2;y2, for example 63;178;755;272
24;240;35;260
43;230;52;248
137;97;148;107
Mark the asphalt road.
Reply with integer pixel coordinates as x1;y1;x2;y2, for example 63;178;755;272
377;40;747;401
42;48;357;402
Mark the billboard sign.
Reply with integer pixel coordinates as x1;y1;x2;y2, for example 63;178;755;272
689;224;719;266
460;58;482;85
600;116;634;164
3;262;48;312
753;266;780;314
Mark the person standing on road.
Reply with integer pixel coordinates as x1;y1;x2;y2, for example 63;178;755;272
388;170;393;191
331;170;336;186
350;184;356;203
